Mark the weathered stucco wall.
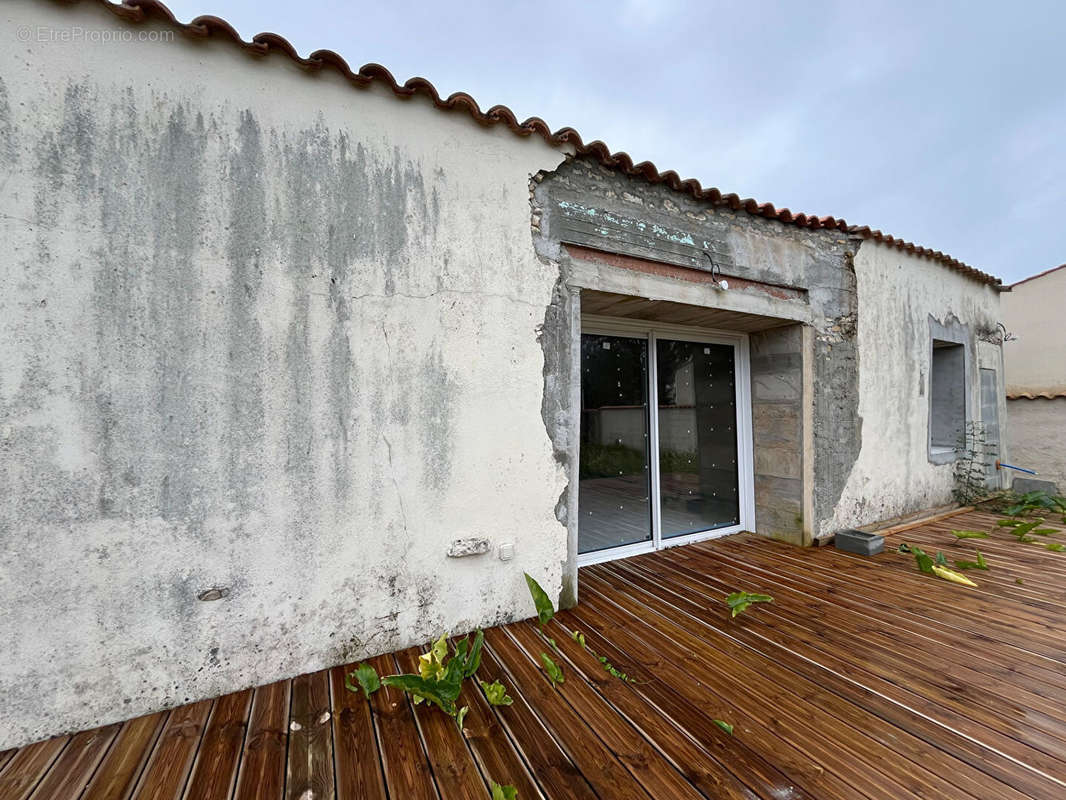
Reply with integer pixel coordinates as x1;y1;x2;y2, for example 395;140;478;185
1006;399;1066;489
0;1;571;747
830;242;1004;529
1003;266;1066;395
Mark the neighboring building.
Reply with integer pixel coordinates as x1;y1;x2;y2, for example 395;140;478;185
0;0;1007;747
1003;264;1066;491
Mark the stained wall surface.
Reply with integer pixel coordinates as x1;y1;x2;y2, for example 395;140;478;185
0;0;570;747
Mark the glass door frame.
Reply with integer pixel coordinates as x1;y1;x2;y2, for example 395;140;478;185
578;315;756;566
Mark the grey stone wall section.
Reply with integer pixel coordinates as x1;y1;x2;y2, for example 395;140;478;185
534;158;862;542
750;325;805;543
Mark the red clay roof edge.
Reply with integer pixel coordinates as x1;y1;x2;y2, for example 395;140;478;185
85;0;1002;288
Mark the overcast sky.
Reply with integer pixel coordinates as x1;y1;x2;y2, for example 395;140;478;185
164;0;1065;284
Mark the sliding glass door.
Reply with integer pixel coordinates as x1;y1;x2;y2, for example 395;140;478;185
578;321;751;563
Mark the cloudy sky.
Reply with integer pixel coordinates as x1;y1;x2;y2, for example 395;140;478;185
164;0;1065;284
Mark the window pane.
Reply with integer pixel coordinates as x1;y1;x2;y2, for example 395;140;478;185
656;339;739;537
930;341;965;448
579;334;652;554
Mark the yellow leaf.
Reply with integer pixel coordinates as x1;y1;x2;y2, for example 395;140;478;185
931;565;977;587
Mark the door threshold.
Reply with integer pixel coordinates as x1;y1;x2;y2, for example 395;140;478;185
577;525;744;567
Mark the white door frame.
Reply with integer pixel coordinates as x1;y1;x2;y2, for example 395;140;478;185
578;315;757;566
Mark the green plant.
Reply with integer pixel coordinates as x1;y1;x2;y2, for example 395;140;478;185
345;663;380;698
725;591;774;618
491;782;518;799
479;679;514;706
1003;519;1046;541
952;422;997;505
954;550;989;570
524;573;554;629
1004;491;1066;518
952;530;989;539
540;652;564;686
345;628;503;730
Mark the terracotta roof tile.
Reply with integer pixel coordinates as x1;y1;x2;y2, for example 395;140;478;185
84;0;1002;287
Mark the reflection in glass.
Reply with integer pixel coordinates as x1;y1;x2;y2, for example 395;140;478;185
656;339;739;537
578;334;652;554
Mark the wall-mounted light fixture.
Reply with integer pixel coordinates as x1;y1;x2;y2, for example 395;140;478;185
703;251;729;291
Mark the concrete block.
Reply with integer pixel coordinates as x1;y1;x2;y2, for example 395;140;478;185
834;529;884;556
1011;476;1060;495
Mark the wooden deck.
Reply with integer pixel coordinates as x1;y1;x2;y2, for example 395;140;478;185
4;508;1066;799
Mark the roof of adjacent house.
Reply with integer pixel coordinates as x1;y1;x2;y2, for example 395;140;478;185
89;0;1003;288
1010;263;1066;289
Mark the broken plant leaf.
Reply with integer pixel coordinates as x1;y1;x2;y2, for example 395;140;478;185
491;783;518;800
419;634;449;681
931;565;978;587
381;673;463;716
524;573;554;628
1045;542;1065;552
713;719;734;735
463;629;485;678
897;543;912;553
455;705;469;730
1031;528;1058;536
725;591;774;618
570;630;587;649
540;652;564;685
951;530;989;539
345;663;381;699
935;551;948;567
911;545;934;574
479;678;514;706
955;550;990;571
1009;519;1045;539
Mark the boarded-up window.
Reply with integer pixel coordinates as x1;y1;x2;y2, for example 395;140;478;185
930;340;965;450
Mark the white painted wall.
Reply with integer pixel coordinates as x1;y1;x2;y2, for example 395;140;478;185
0;0;570;747
829;242;1003;530
1003;266;1066;395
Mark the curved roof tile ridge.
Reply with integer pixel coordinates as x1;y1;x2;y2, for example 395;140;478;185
90;0;1001;287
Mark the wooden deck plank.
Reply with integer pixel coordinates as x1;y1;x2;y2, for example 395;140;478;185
504;622;707;800
81;713;169;800
483;626;656;800
0;736;70;800
130;700;212;800
183;689;253;800
475;641;598;800
286;671;335;800
232;681;290;800
28;724;120;800
707;534;1066;691
367;653;439;800
394;646;486;800
571;581;886;800
450;656;544;800
10;509;1066;800
676;546;1066;736
609;554;1050;800
329;664;388;800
